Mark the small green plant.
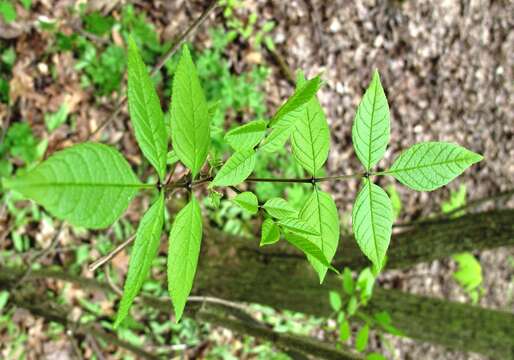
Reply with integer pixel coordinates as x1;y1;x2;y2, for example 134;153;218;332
328;267;401;357
2;38;483;327
0;45;16;104
441;183;467;217
219;0;276;51
452;252;484;304
52;4;164;95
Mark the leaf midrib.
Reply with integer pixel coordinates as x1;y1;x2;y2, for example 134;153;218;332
383;155;476;174
11;182;150;189
367;181;380;264
367;78;378;170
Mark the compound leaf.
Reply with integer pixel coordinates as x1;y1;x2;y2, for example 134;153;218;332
352;179;393;269
210;149;257;187
168;196;202;321
278;218;320;236
352;70;390;170
2;143;142;229
385;142;483;191
300;189;340;283
291;72;330;176
260;218;280;246
115;192;165;327
225;120;266;151
170;45;210;177
232;191;258;215
262;197;297;219
127;37;167;181
269;75;322;127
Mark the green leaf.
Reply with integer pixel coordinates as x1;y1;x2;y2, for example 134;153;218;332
232;191;258;215
258;114;296;154
352;179;393;269
166;150;179;165
342;268;355;295
225;120;266;151
208;190;222;209
374;311;404;336
44;104;69;132
386;184;402;221
441;184;467;217
385;142;483;191
452;252;483;292
329;291;342;312
168;196;203;321
347;295;358;316
355;324;369;352
210;149;257;187
290;73;330;175
366;353;387;360
127;37;168;181
0;290;9;310
278;218;320;236
352;70;390;170
0;1;16;23
170;45;210;177
356;268;375;303
300;189;340;283
260;218;280;246
339;319;351;342
115;192;165;328
269;75;322;127
262;197;297;219
2;143;142;229
284;232;330;267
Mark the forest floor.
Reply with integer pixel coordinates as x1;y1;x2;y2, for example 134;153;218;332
0;0;512;359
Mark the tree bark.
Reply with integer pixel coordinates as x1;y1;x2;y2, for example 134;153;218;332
194;209;514;358
280;209;513;270
2;209;512;358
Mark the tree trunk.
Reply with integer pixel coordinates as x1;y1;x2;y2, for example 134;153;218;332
267;209;513;270
194;209;514;358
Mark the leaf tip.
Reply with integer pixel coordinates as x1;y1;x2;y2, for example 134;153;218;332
173;303;185;323
471;152;484;164
181;43;191;59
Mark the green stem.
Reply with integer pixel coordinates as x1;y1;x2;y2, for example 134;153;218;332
316;173;364;182
245;173;363;184
163;173;363;193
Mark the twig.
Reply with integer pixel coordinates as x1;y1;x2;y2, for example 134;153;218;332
245;173;362;184
188;295;248;312
86;334;106;360
266;46;295;86
197;307;363;360
104;264;123;297
67;331;85;360
88;234;136;272
87;0;219;140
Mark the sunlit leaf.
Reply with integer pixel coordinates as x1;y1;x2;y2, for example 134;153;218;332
127;37;167;180
2;143;143;229
385;142;483;191
170;45;210;177
115;192;165;327
352;70;390;170
352;179;393;269
168;196;203;321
